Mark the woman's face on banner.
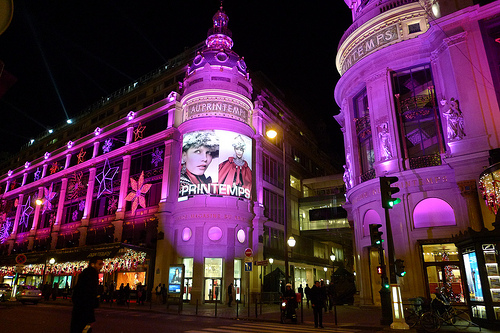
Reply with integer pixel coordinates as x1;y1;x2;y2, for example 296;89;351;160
183;146;214;175
234;147;244;159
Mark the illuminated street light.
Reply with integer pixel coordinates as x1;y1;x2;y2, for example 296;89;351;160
287;236;296;248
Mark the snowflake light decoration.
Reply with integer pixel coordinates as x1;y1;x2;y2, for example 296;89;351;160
77;148;86;164
72;210;79;222
42;183;57;214
107;197;118;215
19;196;34;228
151;148;164;167
95;159;120;198
67;172;86;200
50;162;59;175
34;168;41;181
78;200;86;211
0;219;13;244
44;152;51;160
133;123;146;142
102;138;113;154
125;171;152;215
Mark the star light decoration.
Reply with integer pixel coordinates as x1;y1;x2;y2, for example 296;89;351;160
151;148;164;167
125;171;152;215
133;123;146;142
19;196;34;228
34;168;41;181
102;138;113;154
95;159;120;198
77;148;86;164
42;183;57;214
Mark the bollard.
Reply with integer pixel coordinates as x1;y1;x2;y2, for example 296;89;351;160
248;295;250;317
255;298;258;318
196;298;199;315
215;297;218;317
236;299;239;318
333;304;338;325
260;299;262;315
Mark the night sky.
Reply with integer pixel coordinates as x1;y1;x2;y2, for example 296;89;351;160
0;1;352;165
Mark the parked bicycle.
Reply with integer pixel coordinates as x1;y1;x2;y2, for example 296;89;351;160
419;292;472;332
404;296;429;328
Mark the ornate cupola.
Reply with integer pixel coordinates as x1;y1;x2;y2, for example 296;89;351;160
182;4;252;99
206;5;234;50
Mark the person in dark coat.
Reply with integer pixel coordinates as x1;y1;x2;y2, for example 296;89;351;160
304;283;311;308
70;256;104;333
310;280;326;328
227;283;233;307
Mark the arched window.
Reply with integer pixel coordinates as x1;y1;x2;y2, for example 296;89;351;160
413;198;456;228
363;209;382;237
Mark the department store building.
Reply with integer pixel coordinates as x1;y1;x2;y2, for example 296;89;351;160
334;0;500;320
0;7;348;304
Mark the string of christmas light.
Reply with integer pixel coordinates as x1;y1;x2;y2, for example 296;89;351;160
0;248;146;276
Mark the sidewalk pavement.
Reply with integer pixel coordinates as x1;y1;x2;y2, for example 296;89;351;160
2;297;492;332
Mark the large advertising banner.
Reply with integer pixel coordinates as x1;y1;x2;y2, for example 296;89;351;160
463;251;483;301
179;130;253;200
168;265;184;294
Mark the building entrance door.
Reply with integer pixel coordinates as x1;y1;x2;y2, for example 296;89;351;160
204;278;222;302
369;247;382;305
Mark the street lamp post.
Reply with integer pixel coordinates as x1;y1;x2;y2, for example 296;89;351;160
324;267;328;281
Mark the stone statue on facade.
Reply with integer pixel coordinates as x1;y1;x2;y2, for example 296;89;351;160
378;122;392;160
441;98;465;141
343;154;353;190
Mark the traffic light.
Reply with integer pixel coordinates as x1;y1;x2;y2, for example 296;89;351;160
382;276;390;289
380;176;401;209
369;224;384;247
377;266;383;275
395;259;406;277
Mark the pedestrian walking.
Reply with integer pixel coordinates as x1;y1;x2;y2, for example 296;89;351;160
124;283;131;304
70;256;104;333
227;282;233;307
161;283;167;304
52;282;59;301
43;282;51;301
310;280;326;328
155;283;162;303
304;283;311;308
298;284;304;302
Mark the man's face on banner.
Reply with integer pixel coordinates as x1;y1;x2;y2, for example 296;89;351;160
183;146;214;176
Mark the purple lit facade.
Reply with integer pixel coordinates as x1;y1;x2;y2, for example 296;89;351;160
0;7;342;303
335;0;500;313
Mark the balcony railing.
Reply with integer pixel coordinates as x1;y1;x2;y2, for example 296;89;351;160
360;169;376;182
409;154;442;169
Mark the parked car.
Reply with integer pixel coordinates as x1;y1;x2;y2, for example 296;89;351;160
15;285;42;304
0;283;12;301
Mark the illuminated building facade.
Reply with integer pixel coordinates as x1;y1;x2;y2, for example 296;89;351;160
0;7;345;303
334;0;500;317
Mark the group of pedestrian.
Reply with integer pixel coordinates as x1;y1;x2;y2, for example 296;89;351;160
155;283;168;304
41;281;61;301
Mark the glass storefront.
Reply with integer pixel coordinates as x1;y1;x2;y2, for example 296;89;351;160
234;259;241;301
116;271;146;290
422;243;464;302
183;258;193;301
204;258;222;302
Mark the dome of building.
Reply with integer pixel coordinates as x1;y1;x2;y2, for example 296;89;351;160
183;5;251;98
